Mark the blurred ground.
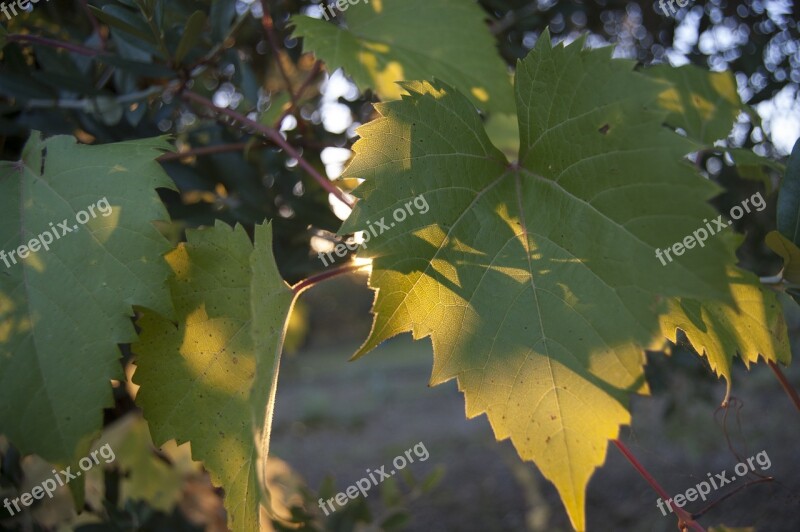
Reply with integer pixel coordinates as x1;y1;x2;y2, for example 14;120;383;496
268;273;800;532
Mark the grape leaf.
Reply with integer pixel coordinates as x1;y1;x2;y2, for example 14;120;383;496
643;64;741;144
0;132;174;464
291;0;514;113
660;267;791;400
340;34;737;529
133;222;294;532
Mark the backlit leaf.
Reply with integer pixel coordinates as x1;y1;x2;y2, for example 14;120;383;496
660;267;791;400
340;34;738;529
643;64;741;144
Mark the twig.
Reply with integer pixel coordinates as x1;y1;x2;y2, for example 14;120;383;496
181;90;354;208
291;262;368;295
768;360;800;412
6;34;102;57
157;142;252;162
23;86;163;110
691;477;774;519
274;60;323;129
260;0;296;104
612;440;705;532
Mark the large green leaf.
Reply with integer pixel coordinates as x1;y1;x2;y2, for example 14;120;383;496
340;34;738;529
0;132;174;464
291;0;514;113
777;138;800;245
133;222;294;532
660;266;791;400
643;64;741;144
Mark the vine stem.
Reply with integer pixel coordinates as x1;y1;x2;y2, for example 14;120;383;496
612;440;705;532
291;262;368;295
768;360;800;412
181;90;354;208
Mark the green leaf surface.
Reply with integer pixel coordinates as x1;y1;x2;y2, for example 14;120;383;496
340;35;737;529
660;267;791;399
643;64;741;144
133;222;294;532
0;132;174;464
291;0;514;113
777;138;800;245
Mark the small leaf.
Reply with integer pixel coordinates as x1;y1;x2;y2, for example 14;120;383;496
420;465;445;492
777;138;800;245
291;0;514;113
643;64;741;144
380;511;410;530
725;147;783;193
174;10;207;64
133;222;294;532
90;5;157;44
766;230;800;283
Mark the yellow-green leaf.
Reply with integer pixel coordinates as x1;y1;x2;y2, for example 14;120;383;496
340;33;738;530
660;266;791;400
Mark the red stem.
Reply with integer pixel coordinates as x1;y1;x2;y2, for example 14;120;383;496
181;90;354;208
612;440;705;532
768;360;800;412
292;263;367;295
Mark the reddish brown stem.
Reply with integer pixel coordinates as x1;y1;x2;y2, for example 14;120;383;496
260;0;296;104
768;360;800;412
157;142;251;162
612;440;705;532
274;60;324;129
292;262;367;295
6;34;102;57
181;90;354;208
